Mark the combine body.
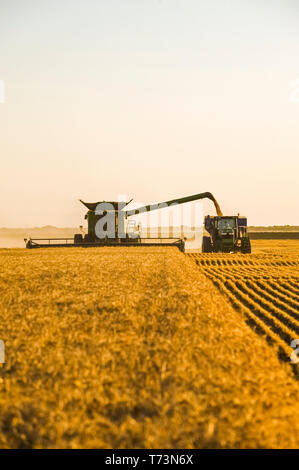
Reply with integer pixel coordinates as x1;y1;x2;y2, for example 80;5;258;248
75;200;140;244
203;215;251;253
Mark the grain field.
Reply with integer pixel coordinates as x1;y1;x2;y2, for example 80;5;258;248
0;244;299;448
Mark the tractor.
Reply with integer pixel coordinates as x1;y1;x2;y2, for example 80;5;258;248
202;215;251;253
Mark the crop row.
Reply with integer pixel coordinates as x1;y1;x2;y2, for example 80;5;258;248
188;253;299;361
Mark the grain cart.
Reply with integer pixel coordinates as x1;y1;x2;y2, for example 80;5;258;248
202;215;251;253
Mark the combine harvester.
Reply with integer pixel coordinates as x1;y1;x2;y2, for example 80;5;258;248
24;192;251;253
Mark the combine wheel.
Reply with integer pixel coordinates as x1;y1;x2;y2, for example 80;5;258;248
74;234;83;244
83;234;93;243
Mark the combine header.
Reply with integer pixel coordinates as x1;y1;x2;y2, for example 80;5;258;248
24;191;251;253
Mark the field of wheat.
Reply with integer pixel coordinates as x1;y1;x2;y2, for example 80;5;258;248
0;242;299;449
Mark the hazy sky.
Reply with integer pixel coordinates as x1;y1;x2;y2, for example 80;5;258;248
0;0;299;227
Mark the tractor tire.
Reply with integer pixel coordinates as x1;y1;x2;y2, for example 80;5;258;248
74;234;83;244
241;237;251;254
202;236;212;253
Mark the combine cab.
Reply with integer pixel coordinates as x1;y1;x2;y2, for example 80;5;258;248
203;215;251;253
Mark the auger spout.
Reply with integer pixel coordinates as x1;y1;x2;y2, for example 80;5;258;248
126;191;223;217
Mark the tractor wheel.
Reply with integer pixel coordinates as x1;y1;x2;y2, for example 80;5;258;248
241;237;251;254
202;236;212;253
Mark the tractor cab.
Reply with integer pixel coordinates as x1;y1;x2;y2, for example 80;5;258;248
213;216;236;251
216;217;236;235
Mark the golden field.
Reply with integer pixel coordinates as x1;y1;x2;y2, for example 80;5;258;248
0;241;299;448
